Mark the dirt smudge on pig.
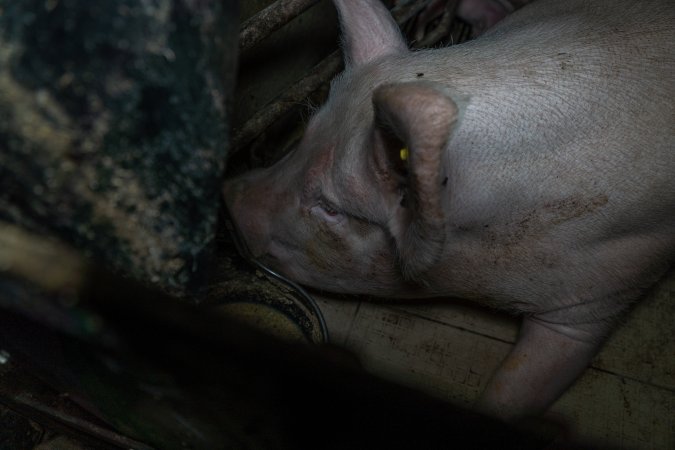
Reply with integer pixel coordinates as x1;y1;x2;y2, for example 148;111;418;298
503;193;609;242
545;194;609;225
480;193;609;268
305;221;349;272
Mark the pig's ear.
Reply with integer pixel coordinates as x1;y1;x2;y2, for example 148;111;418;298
333;0;408;67
372;81;460;280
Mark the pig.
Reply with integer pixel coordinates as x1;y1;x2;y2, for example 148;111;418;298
412;0;527;38
456;0;534;36
224;0;675;421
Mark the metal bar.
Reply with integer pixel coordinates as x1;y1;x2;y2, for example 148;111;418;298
232;50;343;152
239;0;320;52
233;0;469;154
0;383;154;450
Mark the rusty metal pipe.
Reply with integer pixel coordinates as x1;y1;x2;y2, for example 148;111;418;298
233;0;468;154
239;0;320;52
232;50;342;152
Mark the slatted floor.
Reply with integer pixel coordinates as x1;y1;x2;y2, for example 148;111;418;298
315;271;675;449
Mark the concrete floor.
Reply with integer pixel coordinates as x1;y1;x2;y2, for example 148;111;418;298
315;271;675;449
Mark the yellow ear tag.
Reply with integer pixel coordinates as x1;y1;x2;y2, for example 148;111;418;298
400;147;409;161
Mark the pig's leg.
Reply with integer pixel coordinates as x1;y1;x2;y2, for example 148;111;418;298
478;316;605;421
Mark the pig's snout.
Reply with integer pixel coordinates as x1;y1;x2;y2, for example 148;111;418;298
223;174;272;258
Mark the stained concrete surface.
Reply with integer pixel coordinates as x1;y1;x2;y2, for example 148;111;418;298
315;270;675;449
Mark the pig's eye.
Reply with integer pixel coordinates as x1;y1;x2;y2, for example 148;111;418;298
322;204;339;216
311;200;344;224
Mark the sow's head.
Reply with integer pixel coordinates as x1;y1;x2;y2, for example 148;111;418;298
224;0;461;296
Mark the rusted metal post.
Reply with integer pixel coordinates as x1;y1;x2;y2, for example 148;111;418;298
233;51;342;152
240;0;321;52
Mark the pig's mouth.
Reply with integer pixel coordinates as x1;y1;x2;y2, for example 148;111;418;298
262;238;308;279
224;204;306;284
267;234;303;256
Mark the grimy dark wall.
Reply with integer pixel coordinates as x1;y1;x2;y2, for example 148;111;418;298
0;0;239;295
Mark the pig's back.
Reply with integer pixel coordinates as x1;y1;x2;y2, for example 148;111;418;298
423;0;675;222
408;0;674;310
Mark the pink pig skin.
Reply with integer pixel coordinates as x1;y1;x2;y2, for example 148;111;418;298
224;0;675;421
